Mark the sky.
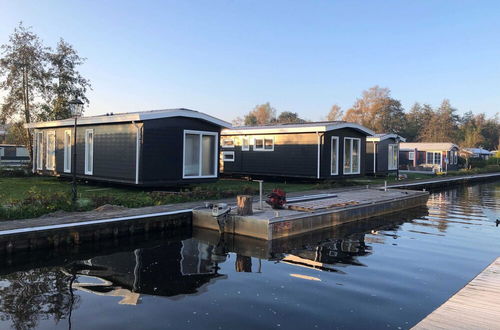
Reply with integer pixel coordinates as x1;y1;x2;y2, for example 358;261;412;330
1;0;500;122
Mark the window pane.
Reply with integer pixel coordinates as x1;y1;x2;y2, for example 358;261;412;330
86;132;93;173
255;138;263;149
201;135;215;176
331;138;338;174
184;134;200;176
344;139;352;173
242;137;249;149
264;139;273;150
352;139;359;172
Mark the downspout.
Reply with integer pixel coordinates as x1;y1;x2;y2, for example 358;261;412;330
32;130;36;173
316;132;321;179
373;141;376;174
132;121;142;185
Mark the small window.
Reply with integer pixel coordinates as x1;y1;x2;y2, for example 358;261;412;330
63;130;72;173
85;129;94;175
222;138;234;148
242;136;250;151
254;137;274;151
46;131;56;170
223;151;235;162
408;151;415;161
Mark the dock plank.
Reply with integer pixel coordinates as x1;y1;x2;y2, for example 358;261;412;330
412;257;500;330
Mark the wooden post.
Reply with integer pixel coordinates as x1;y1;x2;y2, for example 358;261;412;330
237;195;253;216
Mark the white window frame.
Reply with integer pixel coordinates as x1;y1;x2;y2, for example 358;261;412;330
221;137;235;149
343;137;361;175
426;151;441;165
182;130;218;179
330;136;339;175
84;129;94;175
254;136;274;151
63;130;72;173
408;151;415;161
45;130;56;170
388;144;398;170
241;136;250;151
36;131;44;170
222;151;235;162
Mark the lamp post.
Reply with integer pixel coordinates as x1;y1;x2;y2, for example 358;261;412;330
69;98;84;203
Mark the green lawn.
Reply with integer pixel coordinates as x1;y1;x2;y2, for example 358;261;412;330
0;173;438;220
0;174;437;202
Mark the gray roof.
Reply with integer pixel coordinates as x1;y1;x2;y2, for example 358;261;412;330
223;121;375;135
25;108;231;129
400;142;459;151
463;148;493;155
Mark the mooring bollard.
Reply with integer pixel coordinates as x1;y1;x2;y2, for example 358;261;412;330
253;180;264;210
384;181;387;191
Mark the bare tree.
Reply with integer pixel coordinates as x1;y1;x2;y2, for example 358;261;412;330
326;104;343;121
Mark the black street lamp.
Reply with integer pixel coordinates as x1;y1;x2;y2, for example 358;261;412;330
69;98;84;203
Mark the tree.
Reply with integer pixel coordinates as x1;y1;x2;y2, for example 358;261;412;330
419;99;459;142
0;268;79;329
44;38;91;120
0;22;50;159
276;111;306;124
343;86;406;134
4;121;30;146
243;103;276;126
326;104;343;121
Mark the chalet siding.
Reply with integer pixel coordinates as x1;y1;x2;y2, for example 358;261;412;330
222;132;318;178
141;117;221;184
37;123;138;182
222;127;367;179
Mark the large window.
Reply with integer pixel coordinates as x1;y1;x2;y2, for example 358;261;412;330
330;136;339;175
46;131;56;170
36;131;43;170
408;151;415;161
388;144;399;170
254;137;274;151
64;130;72;173
183;130;218;178
426;152;441;165
85;129;94;175
344;137;360;175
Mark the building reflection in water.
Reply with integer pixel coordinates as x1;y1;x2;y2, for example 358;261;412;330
68;240;229;304
64;206;427;304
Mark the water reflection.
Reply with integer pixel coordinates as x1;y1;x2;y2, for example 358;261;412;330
0;182;498;329
57;207;427;305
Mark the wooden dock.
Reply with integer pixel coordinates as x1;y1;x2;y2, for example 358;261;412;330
412;257;500;329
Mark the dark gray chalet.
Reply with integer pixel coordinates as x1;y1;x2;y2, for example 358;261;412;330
25;109;230;186
220;122;374;179
365;133;406;176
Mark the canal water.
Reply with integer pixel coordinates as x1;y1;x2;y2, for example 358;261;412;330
0;181;498;330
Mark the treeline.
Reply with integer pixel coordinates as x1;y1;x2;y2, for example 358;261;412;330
235;86;500;150
0;23;91;151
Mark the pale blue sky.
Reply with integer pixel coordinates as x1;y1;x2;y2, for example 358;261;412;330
1;0;499;122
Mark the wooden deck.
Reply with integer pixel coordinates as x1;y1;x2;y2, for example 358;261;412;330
412;257;500;329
